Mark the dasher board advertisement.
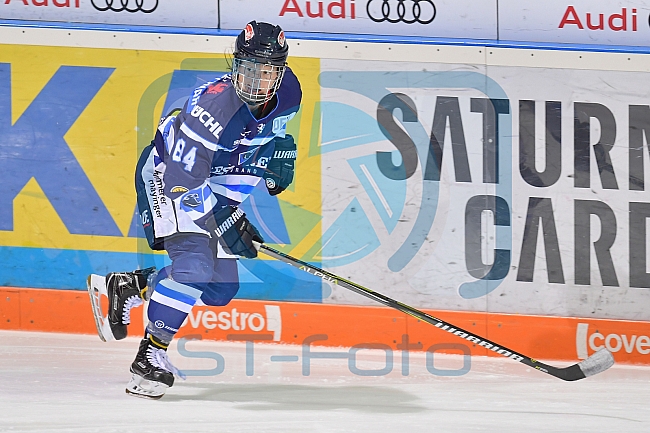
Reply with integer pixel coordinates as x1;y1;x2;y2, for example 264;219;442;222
0;0;218;28
499;0;650;46
219;0;497;40
0;40;323;304
3;26;650;325
317;54;650;322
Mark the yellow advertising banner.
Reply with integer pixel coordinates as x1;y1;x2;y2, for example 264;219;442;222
0;43;323;300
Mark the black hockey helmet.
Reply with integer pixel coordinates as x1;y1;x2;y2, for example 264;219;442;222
234;21;289;66
231;21;289;105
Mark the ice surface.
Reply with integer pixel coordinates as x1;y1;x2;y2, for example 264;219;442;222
1;330;649;432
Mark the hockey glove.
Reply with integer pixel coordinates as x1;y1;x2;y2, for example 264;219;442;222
206;206;264;259
263;134;297;196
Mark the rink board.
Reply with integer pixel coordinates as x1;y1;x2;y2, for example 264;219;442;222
2;286;650;366
0;25;650;358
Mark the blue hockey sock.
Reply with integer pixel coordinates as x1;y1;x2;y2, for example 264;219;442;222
146;278;202;343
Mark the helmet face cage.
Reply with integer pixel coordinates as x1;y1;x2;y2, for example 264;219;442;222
231;21;289;106
232;57;286;106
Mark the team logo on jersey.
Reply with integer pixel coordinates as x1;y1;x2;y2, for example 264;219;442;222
245;23;255;41
207;82;228;94
170;186;189;193
257;123;266;134
179;186;210;213
181;192;202;208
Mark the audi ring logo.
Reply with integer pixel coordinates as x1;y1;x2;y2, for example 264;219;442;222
367;0;437;24
91;0;159;13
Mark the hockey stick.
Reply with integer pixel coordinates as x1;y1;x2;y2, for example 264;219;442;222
257;243;615;381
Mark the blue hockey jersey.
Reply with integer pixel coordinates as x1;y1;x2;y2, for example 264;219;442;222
140;67;302;243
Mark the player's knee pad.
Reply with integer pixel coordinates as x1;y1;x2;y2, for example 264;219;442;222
198;257;240;306
199;281;240;306
166;234;215;284
172;260;213;285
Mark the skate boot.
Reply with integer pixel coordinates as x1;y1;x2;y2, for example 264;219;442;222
126;336;184;400
87;267;155;342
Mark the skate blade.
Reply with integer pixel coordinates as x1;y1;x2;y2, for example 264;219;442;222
86;274;115;342
125;374;168;400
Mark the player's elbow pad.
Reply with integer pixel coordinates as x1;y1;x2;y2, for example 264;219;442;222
264;134;296;196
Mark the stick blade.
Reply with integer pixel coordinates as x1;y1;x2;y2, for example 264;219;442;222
577;348;615;378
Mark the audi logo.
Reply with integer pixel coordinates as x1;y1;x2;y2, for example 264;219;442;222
367;0;436;24
91;0;159;13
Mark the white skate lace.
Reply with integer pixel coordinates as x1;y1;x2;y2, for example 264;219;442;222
122;296;143;324
147;347;186;380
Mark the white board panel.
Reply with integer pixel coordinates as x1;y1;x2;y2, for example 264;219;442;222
499;0;650;46
219;0;497;40
0;0;218;28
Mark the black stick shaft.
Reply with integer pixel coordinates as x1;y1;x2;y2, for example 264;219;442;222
258;244;587;381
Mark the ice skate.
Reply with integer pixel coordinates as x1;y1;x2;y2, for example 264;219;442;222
87;268;154;342
126;336;184;400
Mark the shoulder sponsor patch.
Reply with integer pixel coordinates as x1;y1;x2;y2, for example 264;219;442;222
190;105;224;140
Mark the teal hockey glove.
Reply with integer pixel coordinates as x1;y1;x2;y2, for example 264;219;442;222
206;206;264;259
264;134;296;196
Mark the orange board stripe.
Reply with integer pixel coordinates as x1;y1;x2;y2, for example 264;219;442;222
2;287;650;365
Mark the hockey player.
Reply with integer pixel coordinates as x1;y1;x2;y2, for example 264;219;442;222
87;21;301;399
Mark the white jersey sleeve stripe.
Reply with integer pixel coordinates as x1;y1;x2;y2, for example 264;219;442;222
219;183;256;195
239;135;276;147
157;114;176;135
158;115;177;154
180;122;228;152
209;182;248;203
210;174;261;186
